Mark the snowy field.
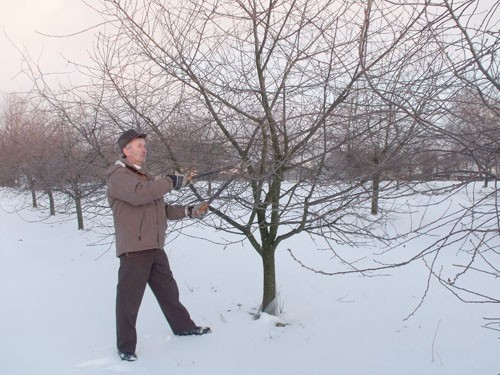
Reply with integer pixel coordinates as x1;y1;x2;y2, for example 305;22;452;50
0;186;498;375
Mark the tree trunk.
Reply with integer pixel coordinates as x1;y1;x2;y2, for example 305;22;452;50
47;190;56;216
371;154;381;215
31;188;37;209
261;247;277;315
483;168;491;188
75;195;84;230
371;172;380;215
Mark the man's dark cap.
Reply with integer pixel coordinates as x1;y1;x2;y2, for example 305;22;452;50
117;129;147;151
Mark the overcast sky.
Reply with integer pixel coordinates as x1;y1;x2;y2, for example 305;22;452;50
0;0;102;95
1;0;497;98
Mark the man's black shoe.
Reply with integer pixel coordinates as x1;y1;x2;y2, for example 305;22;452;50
118;351;138;362
177;326;212;336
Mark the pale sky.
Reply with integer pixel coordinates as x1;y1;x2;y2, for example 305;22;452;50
0;0;102;95
0;0;497;97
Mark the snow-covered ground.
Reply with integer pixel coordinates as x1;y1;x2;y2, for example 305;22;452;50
0;186;498;375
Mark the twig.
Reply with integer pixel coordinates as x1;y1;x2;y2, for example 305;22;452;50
431;319;443;364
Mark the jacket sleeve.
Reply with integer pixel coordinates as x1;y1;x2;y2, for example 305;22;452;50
165;204;188;220
107;167;175;206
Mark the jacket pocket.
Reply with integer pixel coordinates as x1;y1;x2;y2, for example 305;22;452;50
138;208;146;240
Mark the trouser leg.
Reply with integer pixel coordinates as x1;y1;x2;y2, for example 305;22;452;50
148;249;196;334
116;251;153;353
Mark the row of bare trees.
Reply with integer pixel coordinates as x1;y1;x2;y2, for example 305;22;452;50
0;0;498;316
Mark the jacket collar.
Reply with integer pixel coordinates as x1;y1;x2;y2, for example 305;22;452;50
115;158;148;176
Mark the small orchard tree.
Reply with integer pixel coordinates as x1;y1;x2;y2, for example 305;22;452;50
90;0;461;315
0;94;56;208
420;0;500;309
445;89;499;186
358;0;500;313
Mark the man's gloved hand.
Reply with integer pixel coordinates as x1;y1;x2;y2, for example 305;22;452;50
167;173;192;190
186;202;209;219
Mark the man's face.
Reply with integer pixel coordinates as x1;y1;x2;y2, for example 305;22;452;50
123;138;147;166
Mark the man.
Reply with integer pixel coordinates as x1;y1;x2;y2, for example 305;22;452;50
106;129;211;362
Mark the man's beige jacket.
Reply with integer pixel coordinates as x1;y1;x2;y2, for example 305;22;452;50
106;159;186;257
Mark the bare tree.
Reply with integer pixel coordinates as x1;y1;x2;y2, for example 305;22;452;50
355;0;500;314
84;0;465;315
415;0;500;311
445;89;499;185
0;94;56;209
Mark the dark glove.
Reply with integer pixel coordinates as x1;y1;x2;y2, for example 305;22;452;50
186;202;209;219
167;174;192;190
